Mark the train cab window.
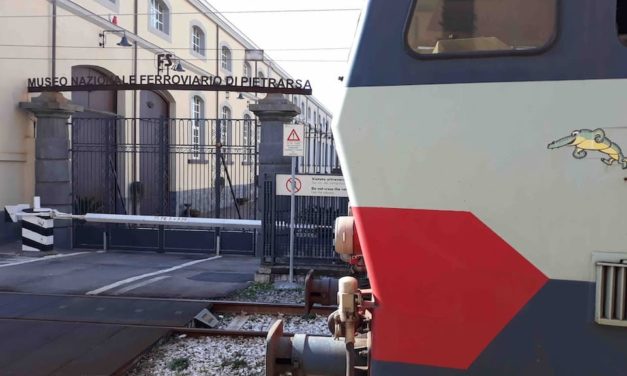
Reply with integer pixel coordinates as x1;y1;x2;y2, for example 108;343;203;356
618;1;627;44
406;0;557;56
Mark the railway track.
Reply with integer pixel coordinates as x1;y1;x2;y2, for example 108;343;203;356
115;300;334;375
0;292;335;375
0;291;336;315
0;301;334;336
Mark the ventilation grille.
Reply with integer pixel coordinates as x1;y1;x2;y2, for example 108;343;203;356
595;261;627;327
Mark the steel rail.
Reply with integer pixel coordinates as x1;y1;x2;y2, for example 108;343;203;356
0;317;291;335
209;301;336;316
0;291;337;315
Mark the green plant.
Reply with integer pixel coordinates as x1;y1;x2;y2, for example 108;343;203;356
301;313;317;321
236;282;274;299
220;352;248;370
167;357;190;372
73;196;104;215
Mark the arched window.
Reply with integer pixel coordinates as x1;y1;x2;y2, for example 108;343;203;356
191;96;204;159
71;66;116;113
243;62;252;78
220;106;232;162
221;46;232;71
191;26;205;56
150;0;169;34
243;114;252;146
258;70;265;80
243;114;253;163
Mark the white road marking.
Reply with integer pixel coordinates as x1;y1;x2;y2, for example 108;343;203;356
112;275;170;295
86;255;222;295
0;252;89;268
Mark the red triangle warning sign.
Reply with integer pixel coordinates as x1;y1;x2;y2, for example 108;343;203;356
287;129;301;142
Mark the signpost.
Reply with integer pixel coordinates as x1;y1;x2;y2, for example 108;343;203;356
283;124;304;157
276;174;348;197
283;123;305;285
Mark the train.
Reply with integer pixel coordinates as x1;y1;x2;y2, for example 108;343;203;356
266;1;627;375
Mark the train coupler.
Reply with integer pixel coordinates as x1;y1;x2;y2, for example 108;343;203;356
266;320;368;376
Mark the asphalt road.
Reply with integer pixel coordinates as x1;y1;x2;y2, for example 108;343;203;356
0;250;259;299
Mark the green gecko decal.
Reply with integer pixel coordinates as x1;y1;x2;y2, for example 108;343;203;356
548;128;627;169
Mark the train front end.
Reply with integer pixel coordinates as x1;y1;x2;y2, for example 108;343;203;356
268;0;627;375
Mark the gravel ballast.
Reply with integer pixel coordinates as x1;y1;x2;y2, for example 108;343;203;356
128;283;330;375
218;282;305;304
128;335;266;376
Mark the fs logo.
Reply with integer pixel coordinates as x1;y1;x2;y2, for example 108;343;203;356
156;53;173;75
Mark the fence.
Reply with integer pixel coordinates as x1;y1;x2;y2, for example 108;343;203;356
262;117;348;265
71;115;259;253
297;121;342;175
262;179;349;265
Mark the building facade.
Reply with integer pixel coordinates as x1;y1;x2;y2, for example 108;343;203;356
0;0;335;244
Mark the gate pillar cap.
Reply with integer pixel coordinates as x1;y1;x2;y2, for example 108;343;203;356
20;92;84;117
250;93;300;123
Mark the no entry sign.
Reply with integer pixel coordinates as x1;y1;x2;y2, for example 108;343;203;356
276;174;348;197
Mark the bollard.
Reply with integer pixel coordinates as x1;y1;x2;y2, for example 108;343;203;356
21;213;54;252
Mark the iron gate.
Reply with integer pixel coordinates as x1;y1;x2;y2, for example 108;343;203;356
261;121;347;265
71;114;259;254
262;178;349;265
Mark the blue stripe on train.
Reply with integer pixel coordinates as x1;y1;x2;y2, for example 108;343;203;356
371;280;627;376
348;0;627;88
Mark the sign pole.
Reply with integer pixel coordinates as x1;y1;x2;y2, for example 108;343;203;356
279;122;304;289
289;156;296;283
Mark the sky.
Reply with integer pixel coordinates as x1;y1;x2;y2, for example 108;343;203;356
206;0;366;114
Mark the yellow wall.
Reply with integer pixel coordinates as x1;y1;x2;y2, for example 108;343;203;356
0;0;331;219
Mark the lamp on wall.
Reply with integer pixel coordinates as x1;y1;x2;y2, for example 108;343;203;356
99;30;133;48
173;60;185;72
237;93;245;100
117;33;132;47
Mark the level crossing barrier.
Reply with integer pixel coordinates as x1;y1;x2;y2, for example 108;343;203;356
5;197;261;253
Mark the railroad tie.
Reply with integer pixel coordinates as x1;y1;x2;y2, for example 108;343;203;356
226;314;249;330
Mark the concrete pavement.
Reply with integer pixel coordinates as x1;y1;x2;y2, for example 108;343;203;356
0;250;259;299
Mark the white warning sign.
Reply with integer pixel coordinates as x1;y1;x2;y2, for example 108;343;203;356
283;124;304;157
276;174;348;197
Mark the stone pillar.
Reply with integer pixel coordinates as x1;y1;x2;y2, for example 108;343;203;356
250;94;300;259
20;92;83;250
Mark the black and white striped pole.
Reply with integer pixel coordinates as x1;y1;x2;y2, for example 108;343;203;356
21;215;54;252
5;197;55;253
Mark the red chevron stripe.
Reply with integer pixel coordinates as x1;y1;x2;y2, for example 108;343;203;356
353;207;548;369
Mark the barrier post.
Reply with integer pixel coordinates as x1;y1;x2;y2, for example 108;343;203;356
19;93;83;249
250;94;301;263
